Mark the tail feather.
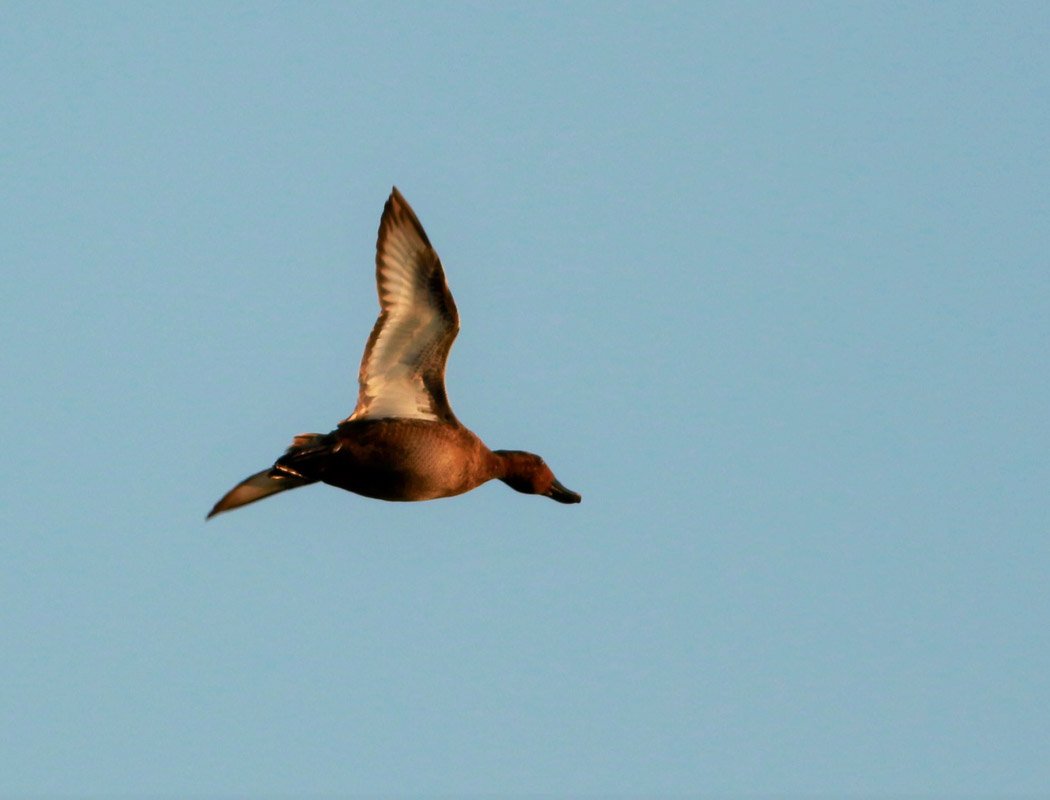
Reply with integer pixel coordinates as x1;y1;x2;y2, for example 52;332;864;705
206;468;314;519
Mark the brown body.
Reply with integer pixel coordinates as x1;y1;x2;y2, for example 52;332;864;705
208;188;580;519
299;420;500;502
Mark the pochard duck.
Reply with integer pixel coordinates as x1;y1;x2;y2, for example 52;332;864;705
208;188;580;518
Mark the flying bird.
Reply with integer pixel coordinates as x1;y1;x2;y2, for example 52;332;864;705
208;188;580;518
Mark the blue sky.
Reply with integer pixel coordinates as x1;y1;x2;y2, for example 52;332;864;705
2;2;1048;796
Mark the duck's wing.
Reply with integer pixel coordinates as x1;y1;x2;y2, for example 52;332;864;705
344;188;460;424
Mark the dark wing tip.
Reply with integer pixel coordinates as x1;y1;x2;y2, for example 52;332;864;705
380;186;433;249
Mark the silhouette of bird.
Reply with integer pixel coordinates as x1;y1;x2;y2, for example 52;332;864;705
208;188;580;518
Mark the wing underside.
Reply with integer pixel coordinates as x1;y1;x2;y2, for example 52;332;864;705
345;188;460;424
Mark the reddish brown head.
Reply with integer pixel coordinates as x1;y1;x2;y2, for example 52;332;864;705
493;450;581;504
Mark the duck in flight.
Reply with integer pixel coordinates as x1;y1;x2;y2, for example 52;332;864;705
208;188;581;518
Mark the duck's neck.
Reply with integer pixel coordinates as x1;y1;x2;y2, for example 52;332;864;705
491;449;539;494
492;449;524;478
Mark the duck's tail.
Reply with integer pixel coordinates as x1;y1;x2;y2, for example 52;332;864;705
206;433;327;519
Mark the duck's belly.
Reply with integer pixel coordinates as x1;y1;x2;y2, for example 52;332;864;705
320;419;494;502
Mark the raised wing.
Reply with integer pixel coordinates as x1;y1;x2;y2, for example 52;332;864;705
344;188;460;424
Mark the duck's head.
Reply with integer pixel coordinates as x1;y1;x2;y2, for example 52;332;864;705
494;450;581;504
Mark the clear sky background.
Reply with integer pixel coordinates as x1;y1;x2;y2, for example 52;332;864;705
2;3;1048;797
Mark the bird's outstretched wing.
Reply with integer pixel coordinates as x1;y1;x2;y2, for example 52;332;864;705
344;187;460;424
